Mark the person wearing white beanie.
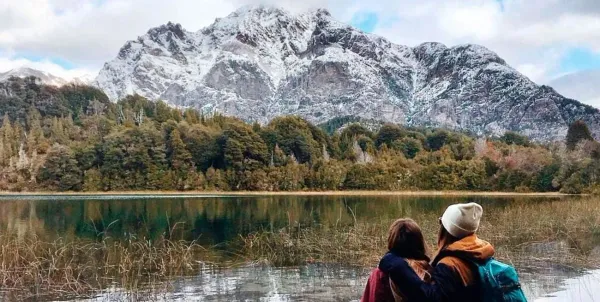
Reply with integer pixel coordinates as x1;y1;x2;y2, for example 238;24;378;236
440;202;483;239
379;202;496;302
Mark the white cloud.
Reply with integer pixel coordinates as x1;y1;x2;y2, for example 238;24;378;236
516;64;547;83
372;0;600;83
438;2;501;41
0;0;239;70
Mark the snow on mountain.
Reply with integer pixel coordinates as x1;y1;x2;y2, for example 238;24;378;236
0;67;70;86
0;67;93;87
548;69;600;108
95;5;600;141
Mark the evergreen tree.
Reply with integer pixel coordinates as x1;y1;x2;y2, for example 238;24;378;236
500;131;530;147
426;130;449;151
167;129;193;189
566;120;593;150
37;144;82;191
82;168;102;192
375;124;404;148
1;114;14;160
392;137;422;159
168;129;192;169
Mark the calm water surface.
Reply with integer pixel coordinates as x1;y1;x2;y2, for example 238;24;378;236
1;194;598;301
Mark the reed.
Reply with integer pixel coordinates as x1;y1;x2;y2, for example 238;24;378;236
0;235;212;300
241;197;600;269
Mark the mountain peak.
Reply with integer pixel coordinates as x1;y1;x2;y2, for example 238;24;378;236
0;67;66;86
94;6;600;142
232;4;288;15
146;21;187;40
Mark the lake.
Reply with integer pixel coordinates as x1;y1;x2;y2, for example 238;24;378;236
0;194;598;301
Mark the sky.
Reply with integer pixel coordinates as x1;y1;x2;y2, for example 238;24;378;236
1;0;600;88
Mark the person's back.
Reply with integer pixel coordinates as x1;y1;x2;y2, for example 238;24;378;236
390;259;432;301
361;218;433;302
430;233;495;301
379;203;497;302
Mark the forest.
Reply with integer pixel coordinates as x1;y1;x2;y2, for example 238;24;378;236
0;76;599;193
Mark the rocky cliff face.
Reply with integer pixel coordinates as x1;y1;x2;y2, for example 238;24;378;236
95;5;600;141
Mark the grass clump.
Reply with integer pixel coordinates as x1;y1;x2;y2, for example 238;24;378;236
241;198;600;269
0;235;211;300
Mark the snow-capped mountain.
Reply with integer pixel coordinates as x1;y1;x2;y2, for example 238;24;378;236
95;5;600;141
0;67;70;86
0;67;93;87
549;69;600;108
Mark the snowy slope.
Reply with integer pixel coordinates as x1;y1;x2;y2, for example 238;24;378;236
95;5;600;141
0;67;93;87
0;67;70;86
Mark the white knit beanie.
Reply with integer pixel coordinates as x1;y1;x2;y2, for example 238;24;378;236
441;203;483;239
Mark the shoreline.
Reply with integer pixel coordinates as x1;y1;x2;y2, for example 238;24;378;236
0;190;576;197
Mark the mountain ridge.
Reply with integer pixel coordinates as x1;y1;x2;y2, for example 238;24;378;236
0;67;93;87
94;5;600;141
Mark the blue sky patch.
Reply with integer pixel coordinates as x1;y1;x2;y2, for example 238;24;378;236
495;0;505;11
559;47;600;74
16;53;75;70
351;11;379;33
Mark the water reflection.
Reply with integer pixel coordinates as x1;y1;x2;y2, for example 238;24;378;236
84;264;369;302
0;195;563;244
79;264;598;301
533;269;600;302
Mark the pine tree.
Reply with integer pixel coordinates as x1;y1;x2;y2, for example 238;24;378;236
1;114;14;160
167;129;193;189
168;129;192;171
566;120;594;150
37;144;82;191
0;137;6;167
184;109;200;124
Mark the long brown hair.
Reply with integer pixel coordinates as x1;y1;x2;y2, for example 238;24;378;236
437;222;460;250
388;218;429;261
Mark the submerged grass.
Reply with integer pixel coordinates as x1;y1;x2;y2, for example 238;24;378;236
0;235;213;300
241;197;600;269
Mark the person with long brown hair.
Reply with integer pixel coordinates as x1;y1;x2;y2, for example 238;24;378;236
378;203;495;302
361;218;432;302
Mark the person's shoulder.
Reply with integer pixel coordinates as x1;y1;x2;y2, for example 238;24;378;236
438;256;464;269
437;256;475;286
407;259;434;282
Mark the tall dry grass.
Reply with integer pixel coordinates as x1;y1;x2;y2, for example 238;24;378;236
241;197;600;269
0;235;212;300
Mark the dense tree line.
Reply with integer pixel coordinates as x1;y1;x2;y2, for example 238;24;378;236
0;76;599;193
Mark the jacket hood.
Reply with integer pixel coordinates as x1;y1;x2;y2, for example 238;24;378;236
441;234;495;261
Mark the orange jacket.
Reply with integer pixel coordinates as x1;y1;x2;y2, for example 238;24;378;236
433;234;496;287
